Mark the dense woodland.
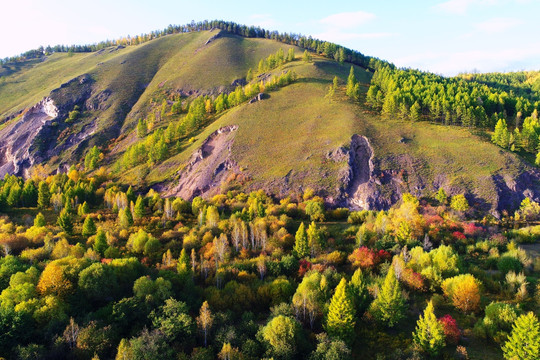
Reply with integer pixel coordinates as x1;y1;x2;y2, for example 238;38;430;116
0;165;539;360
1;19;540;360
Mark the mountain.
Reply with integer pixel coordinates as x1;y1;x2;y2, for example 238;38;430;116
1;23;539;216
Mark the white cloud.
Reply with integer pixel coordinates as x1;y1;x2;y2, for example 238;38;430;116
474;17;523;33
434;0;497;15
319;11;376;29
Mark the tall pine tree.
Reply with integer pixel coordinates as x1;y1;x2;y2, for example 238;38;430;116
369;263;406;327
294;222;309;258
502;312;540;360
413;301;446;356
325;278;356;344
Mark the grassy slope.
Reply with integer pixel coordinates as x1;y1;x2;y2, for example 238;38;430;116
0;50;124;118
145;54;526;206
0;31;532;207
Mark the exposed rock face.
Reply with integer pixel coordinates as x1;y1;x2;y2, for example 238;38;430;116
0;98;58;178
0;74;97;178
164;125;239;199
342;135;401;210
330;134;540;213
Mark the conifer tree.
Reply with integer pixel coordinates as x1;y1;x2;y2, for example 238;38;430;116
369;263;406;327
413;301;446;356
410;101;422;122
346;66;358;99
436;188;447;205
307;221;322;257
82;216;97;237
93;228;108;256
37;181;50;209
294;222;309;258
350;268;367;312
134;195;145;219
34;212;46;227
57;208;73;235
118;208;134;228
492;118;511;148
502;312;540;360
326;278;356;343
177;248;190;274
137;119;146;138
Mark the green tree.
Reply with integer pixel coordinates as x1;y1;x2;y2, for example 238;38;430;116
118;208;134;228
436;188;447;205
346;66;358;100
262;315;301;359
294;222;309;258
413;301;446;356
350;268;367;312
302;50;312;63
57;208;73;235
492;118;511;148
34;212;46;227
150;298;194;343
37;181;50;209
310;333;352;360
136;119;146;138
94;228;108;256
84;146;101;171
410;101;422;122
134;195;145;219
82;216;97;237
450;194;469;212
502;312;540;360
369;264;406;327
325;278;356;343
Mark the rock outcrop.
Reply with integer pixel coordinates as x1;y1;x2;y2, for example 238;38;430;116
164;125;240;199
0;98;58;178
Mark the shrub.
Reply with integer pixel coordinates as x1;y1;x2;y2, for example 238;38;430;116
439;314;460;345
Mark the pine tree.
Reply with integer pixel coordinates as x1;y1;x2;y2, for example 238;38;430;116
57;208;73;235
413;301;446;356
369;264;406;327
307;221;322;257
302;50;312;63
177;248;190;274
410;101;422;122
436;188;447;205
82;216;97;237
294;222;309;258
137;119;146;138
118;208;133;228
350;268;367;312
502;312;540;360
34;212;46;227
93;228;108;256
346;66;358;99
326;278;356;344
134;195;145;219
37;181;50;209
492;118;511;148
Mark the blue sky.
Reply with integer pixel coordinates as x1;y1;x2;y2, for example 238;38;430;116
1;0;539;76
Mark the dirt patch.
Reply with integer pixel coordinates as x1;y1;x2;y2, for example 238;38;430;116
164;125;239;199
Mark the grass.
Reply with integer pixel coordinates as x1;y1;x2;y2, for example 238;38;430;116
1;30;535;212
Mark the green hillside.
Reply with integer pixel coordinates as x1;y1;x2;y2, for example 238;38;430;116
0;27;539;214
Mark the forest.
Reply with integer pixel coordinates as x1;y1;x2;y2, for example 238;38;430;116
0;167;539;360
